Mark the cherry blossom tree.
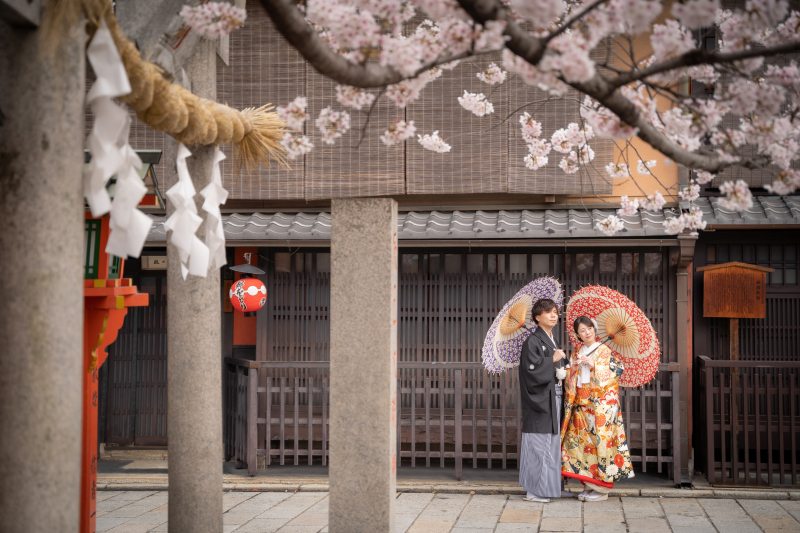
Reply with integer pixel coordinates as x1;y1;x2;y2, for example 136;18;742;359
256;0;800;235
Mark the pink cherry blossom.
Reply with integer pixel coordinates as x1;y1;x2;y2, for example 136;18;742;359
551;129;573;153
457;91;494;117
524;154;549;170
380;119;417;146
280;133;314;160
663;215;686;235
315;106;351;145
617;196;640;216
277;97;309;131
559;152;579;174
596;215;625;236
510;0;565;31
527;138;552;158
679;181;700;202
650;20;696;61
519;113;543;143
695;170;716;184
682;209;708;234
672;0;720;29
606;162;629;179
764;169;800;195
577;144;595;164
637;159;657;175
718;179;754;211
418;130;452;153
335;85;376;110
477;63;507;85
641;191;666;212
180;2;247;39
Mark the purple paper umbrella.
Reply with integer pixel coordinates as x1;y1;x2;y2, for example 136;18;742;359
481;277;563;374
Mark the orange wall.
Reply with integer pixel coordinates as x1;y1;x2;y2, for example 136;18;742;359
565;3;681;205
232;247;258;346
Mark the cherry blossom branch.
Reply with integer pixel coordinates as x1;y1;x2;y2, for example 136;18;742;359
257;0;501;88
544;0;610;45
610;41;800;88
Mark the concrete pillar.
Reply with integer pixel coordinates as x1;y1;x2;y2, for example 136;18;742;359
0;16;85;533
166;39;223;533
329;198;398;533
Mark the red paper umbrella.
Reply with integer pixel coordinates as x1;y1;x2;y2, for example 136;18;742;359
566;285;660;388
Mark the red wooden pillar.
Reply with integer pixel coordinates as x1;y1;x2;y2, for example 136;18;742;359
81;215;148;533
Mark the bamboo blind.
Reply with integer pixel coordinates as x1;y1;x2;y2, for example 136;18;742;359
304;67;406;200
506;41;615;195
405;52;509;194
217;0;305;199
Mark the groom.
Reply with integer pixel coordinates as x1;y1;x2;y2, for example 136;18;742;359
519;298;572;502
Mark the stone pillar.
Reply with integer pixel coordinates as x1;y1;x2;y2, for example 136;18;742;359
329;198;398;533
0;16;85;533
166;39;223;533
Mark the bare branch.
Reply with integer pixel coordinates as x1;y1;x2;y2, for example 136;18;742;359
610;41;800;88
544;0;610;45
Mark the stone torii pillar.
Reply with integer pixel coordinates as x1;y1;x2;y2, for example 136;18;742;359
0;11;86;533
165;39;223;533
329;198;398;533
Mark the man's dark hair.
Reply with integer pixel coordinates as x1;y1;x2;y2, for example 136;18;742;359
573;316;595;336
532;298;558;324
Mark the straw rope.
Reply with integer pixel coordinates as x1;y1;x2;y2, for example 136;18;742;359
42;0;288;173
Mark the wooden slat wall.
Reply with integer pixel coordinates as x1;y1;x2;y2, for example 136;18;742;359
217;0;306;199
406;53;509;195
304;68;406;200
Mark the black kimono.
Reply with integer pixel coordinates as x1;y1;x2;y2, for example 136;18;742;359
518;326;567;498
519;326;567;434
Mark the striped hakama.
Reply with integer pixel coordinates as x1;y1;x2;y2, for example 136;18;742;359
519;393;562;499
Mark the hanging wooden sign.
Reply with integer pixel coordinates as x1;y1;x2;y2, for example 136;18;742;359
697;262;773;319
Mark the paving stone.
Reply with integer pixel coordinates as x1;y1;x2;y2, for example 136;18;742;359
233;518;291;532
223;526;240;533
407;520;455;533
222;512;261;525
789;492;800;501
103;505;156;519
584;511;623;524
396;514;417;533
152;504;168;513
581;498;621;512
500;486;527;495
707;518;763;533
778;500;800;511
417;494;470;521
669;527;717;533
453;515;499;529
660;498;705;516
495;524;539;533
397;485;434;493
621;497;665;518
664;514;715;528
697;498;748;518
108;491;157;501
625;518;671;533
97;500;132;512
255;493;326;520
640;489;708;498
97;492;118;502
451;529;495;533
287;512;328;527
105;525;154;533
396;492;435;515
96;517;131;532
275;526;324;533
541;499;582;518
738;500;791;516
751;515;800;530
122;512;169;526
223;492;259;511
504;495;545;511
583;524;626;533
231;491;293;513
499;509;542;523
539;517;582;531
298;484;329;492
149;525;167;533
234;484;301;492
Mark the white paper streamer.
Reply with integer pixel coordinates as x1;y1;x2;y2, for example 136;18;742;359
164;144;210;279
84;19;153;258
200;148;229;270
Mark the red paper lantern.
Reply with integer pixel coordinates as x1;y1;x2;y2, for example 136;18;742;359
229;278;267;312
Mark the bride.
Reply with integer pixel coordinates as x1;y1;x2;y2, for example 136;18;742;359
560;316;634;501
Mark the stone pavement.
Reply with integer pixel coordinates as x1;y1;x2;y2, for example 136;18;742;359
96;491;800;533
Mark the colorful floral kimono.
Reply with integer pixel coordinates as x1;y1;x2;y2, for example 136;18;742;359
560;343;634;486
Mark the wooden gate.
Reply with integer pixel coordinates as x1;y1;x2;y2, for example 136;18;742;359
240;247;680;477
105;274;168;446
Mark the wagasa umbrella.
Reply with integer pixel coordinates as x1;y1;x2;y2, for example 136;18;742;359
481;277;563;373
566;285;660;388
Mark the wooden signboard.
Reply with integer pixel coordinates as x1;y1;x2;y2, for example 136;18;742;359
697;262;773;319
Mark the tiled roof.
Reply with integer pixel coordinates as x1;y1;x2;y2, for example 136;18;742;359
145;196;800;243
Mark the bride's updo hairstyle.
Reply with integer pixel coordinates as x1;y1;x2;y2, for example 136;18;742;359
573;316;595;338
